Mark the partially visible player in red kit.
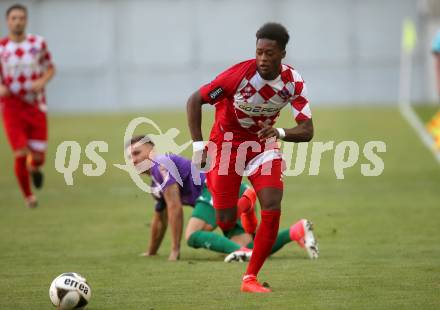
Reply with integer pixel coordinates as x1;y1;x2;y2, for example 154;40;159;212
0;4;55;208
186;23;314;293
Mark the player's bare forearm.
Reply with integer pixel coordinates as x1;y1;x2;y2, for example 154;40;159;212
186;90;204;141
283;119;314;142
32;66;56;92
166;202;183;252
41;66;55;85
147;211;167;255
0;83;10;97
163;184;184;260
0;72;9;97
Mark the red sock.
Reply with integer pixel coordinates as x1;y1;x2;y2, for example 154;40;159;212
237;195;252;214
29;152;45;169
15;155;32;198
237;188;256;214
244;209;280;277
237;193;258;234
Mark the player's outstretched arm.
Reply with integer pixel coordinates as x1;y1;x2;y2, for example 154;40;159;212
143;210;168;256
163;184;184;261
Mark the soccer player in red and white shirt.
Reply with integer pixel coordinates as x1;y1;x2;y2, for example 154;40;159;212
187;23;314;293
0;4;55;208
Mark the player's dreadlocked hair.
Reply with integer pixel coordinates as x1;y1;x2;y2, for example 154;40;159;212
125;135;155;149
256;22;290;50
6;3;27;17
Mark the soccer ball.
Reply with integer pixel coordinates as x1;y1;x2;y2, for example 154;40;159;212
49;272;92;310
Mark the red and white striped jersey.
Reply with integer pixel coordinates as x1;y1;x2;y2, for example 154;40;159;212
0;34;53;111
199;59;311;142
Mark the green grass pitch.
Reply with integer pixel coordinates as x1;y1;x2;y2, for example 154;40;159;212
0;106;439;309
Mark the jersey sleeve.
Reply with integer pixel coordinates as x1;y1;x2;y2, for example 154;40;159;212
432;30;440;54
290;70;312;122
40;38;54;71
199;60;254;104
150;163;178;194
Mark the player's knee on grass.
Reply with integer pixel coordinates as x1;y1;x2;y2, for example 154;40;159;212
185;217;213;242
187;232;198;248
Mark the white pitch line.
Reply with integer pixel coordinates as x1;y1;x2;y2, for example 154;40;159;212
399;103;440;164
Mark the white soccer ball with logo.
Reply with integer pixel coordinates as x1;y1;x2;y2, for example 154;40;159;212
49;272;92;310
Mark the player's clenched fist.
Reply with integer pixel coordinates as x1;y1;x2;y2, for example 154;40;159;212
257;120;281;140
31;78;46;92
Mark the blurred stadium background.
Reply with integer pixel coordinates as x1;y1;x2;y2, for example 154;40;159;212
1;1;440;309
0;0;439;111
